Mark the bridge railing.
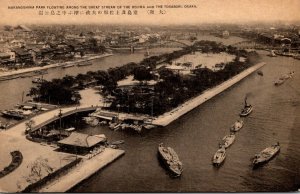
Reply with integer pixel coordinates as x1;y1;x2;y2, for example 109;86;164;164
29;106;101;132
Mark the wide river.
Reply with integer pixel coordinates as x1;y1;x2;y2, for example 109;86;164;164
1;44;300;192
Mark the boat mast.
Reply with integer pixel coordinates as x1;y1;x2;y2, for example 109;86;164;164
244;96;248;107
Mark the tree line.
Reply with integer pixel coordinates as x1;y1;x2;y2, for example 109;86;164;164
28;40;258;115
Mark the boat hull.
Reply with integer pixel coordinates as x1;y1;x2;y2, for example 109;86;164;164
78;62;92;66
230;121;244;132
212;159;225;167
212;148;226;166
1;111;25;120
253;146;280;168
220;135;235;148
274;80;284;86
240;107;253;117
158;146;183;177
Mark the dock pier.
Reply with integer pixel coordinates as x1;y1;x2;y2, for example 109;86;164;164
38;148;125;192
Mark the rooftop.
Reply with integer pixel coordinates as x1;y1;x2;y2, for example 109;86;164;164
0;52;10;58
58;132;107;148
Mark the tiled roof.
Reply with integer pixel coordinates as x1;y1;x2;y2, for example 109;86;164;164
58;132;106;148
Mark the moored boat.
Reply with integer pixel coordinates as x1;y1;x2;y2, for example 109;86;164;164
212;146;226;166
220;134;236;148
32;77;46;84
0;75;20;81
267;50;277;57
158;143;183;177
230;120;244;132
62;64;75;68
253;142;280;168
64;127;75;132
109;123;121;131
77;62;92;66
111;140;125;145
280;74;290;80
1;109;26;120
34;70;48;75
83;117;99;126
240;97;253;117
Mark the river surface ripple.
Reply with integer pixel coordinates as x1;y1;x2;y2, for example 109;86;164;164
0;49;299;192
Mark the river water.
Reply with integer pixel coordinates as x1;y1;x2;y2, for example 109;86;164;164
1;45;300;192
73;52;300;192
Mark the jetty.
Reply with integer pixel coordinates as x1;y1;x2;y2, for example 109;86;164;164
152;62;266;126
38;148;125;192
0;89;123;192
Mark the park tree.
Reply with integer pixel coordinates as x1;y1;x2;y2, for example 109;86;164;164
28;78;81;105
24;157;54;184
133;66;153;81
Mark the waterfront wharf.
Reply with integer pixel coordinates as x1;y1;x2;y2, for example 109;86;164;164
0;53;113;80
0;105;124;192
38;148;125;192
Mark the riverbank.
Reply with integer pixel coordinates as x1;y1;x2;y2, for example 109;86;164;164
0;89;120;192
152;62;266;126
38;148;125;192
0;53;113;78
0;106;123;192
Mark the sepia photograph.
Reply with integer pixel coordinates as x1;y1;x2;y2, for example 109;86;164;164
0;0;299;192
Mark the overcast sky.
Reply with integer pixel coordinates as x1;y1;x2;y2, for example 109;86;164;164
0;0;299;25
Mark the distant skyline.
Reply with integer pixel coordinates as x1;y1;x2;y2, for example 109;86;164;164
0;0;300;25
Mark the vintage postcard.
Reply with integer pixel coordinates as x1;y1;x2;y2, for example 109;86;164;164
0;0;299;192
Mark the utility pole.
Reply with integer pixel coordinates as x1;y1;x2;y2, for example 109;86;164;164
127;93;130;112
58;108;62;139
21;91;24;103
117;104;120;121
151;97;154;118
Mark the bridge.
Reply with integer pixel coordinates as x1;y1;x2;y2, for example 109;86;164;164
28;106;100;133
21;104;160;134
107;40;190;52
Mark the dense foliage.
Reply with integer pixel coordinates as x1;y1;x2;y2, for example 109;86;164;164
109;41;259;116
28;40;258;111
28;76;81;105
